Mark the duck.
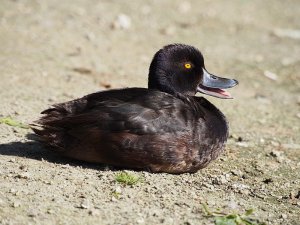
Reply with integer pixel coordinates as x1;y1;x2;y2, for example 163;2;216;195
32;44;238;174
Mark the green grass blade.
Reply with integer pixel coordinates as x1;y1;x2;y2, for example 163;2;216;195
0;117;29;129
115;172;141;185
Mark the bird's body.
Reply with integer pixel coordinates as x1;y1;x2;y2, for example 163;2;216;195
33;44;238;173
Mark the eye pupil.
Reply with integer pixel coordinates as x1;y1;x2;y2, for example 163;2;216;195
185;63;191;69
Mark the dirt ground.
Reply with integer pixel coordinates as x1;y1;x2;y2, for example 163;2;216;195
0;0;299;224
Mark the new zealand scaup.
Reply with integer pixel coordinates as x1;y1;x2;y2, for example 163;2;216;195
33;44;238;174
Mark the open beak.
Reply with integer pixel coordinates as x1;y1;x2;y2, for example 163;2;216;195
197;68;238;99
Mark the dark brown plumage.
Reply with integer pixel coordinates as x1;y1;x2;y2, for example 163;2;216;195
32;44;238;174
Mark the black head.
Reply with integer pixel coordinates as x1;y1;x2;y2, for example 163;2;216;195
148;44;238;98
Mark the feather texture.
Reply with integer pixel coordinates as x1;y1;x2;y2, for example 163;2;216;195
33;88;228;173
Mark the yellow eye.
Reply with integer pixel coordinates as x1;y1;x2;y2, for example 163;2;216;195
184;63;192;69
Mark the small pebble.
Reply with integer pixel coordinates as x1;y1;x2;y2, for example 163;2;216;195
111;196;118;202
44;180;53;185
9;188;17;194
231;170;243;177
273;28;300;40
224;173;231;180
115;186;122;194
240;189;250;195
236;142;249;148
269;150;281;158
84;32;95;41
230;133;238;139
136;218;145;224
99;81;112;89
112;14;131;30
12;202;21;208
212;175;228;185
80;199;91;209
61;164;70;169
259;138;265;144
280;214;287;219
9;158;16;162
47;209;55;214
264;70;277;81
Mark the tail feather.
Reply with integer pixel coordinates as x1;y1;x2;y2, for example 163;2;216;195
31;124;66;150
31;103;79;150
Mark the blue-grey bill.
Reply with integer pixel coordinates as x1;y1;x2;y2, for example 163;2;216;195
197;68;238;99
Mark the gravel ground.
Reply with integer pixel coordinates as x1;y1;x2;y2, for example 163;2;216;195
0;0;299;224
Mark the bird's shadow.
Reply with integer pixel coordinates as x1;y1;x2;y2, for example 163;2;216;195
0;134;116;171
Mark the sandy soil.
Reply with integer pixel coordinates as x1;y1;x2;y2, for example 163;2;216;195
0;0;299;224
